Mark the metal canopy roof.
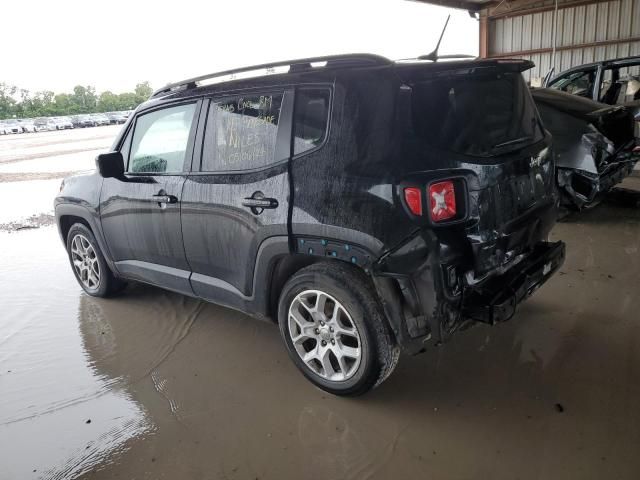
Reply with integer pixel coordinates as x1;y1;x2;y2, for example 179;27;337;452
409;0;495;12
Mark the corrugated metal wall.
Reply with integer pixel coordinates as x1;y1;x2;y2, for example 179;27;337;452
488;0;640;83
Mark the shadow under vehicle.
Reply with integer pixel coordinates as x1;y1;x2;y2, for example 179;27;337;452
55;53;565;396
532;88;639;210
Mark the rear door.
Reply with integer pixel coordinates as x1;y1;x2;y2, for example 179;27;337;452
181;90;293;304
100;100;201;295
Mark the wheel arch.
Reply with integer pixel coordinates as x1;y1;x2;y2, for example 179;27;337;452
265;255;377;322
55;203;118;274
59;214;92;244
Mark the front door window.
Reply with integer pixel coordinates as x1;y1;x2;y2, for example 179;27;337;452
550;69;596;98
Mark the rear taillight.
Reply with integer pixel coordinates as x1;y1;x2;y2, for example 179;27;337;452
403;187;422;216
429;181;456;222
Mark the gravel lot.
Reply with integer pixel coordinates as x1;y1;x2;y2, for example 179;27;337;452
0;126;119;229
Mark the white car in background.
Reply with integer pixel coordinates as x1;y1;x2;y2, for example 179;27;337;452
18;119;36;133
53;117;74;130
34;118;57;131
2;119;22;134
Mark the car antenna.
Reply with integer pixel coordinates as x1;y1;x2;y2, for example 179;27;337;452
418;14;450;62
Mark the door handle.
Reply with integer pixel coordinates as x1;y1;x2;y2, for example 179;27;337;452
242;192;278;215
152;193;178;204
241;198;278;209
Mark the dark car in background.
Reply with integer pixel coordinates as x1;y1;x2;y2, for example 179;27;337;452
545;55;640;107
532;88;639;209
71;115;97;128
106;112;127;124
55;54;565;395
89;113;111;126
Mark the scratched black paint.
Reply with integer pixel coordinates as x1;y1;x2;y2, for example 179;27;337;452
55;56;564;353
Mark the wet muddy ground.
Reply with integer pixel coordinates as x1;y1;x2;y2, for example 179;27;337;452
0;127;118;231
1;130;640;479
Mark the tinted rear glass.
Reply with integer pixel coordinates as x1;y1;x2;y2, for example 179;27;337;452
293;89;330;155
411;72;543;157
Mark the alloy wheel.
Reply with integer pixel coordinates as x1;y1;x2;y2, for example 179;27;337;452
70;234;100;290
287;290;362;382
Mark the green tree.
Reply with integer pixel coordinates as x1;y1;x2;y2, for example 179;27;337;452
0;83;18;119
0;81;152;119
117;92;138;110
134;81;153;102
54;93;73;115
97;91;119;112
71;85;97;113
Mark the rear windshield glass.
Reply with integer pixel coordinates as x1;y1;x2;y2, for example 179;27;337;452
411;72;543;157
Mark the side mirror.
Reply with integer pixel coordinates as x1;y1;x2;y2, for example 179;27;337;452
96;151;124;178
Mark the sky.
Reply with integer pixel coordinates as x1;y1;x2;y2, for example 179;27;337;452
1;0;479;94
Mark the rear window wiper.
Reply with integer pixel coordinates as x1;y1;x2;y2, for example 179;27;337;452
491;136;534;150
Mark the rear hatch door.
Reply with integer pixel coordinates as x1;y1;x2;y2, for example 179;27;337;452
400;61;556;276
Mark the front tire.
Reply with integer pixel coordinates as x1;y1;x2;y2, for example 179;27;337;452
278;262;399;396
66;223;125;297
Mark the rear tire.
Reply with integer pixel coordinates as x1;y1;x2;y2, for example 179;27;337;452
278;262;399;396
66;223;126;297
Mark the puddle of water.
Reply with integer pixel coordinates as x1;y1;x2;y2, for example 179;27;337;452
0;227;151;479
1;185;640;479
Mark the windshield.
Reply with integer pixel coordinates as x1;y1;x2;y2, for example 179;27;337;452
411;71;544;157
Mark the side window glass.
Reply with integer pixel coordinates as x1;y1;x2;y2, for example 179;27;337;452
293;89;330;155
202;94;283;172
599;67;622;104
129;103;196;174
550;69;595;98
120;127;133;168
621;64;640;103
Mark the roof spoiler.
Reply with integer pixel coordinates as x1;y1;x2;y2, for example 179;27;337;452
151;53;392;98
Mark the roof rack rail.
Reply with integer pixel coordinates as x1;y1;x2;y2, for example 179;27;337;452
151;53;392;98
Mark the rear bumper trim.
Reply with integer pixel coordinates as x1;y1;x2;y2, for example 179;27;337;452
462;240;565;324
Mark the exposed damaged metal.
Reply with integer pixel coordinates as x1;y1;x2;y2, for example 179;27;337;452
532;88;640;209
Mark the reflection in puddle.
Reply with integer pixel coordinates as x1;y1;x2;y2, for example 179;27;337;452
0;228;151;479
1;183;640;479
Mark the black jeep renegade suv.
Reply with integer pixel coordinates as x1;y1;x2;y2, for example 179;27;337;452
55;54;565;395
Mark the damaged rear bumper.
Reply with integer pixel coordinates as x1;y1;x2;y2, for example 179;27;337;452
462;241;565;324
559;160;638;208
373;238;565;355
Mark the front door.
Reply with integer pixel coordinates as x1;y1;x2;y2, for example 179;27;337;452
100;101;200;295
181;91;292;305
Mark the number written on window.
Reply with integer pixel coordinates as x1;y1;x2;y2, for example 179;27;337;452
202;94;283;171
